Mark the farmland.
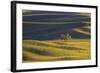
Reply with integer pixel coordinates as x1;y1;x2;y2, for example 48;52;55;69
22;39;90;63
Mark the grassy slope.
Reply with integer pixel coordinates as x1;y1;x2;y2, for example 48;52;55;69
22;39;90;63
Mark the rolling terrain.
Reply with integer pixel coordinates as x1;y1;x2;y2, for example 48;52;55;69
22;10;91;63
23;39;90;62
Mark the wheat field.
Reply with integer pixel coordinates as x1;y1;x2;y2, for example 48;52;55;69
22;10;91;63
22;39;90;63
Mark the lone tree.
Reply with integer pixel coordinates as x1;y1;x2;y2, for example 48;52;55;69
61;33;72;41
66;34;72;40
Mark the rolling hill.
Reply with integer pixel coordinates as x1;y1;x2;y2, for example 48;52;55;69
22;10;91;63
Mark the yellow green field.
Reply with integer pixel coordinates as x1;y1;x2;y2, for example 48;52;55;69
22;39;91;63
